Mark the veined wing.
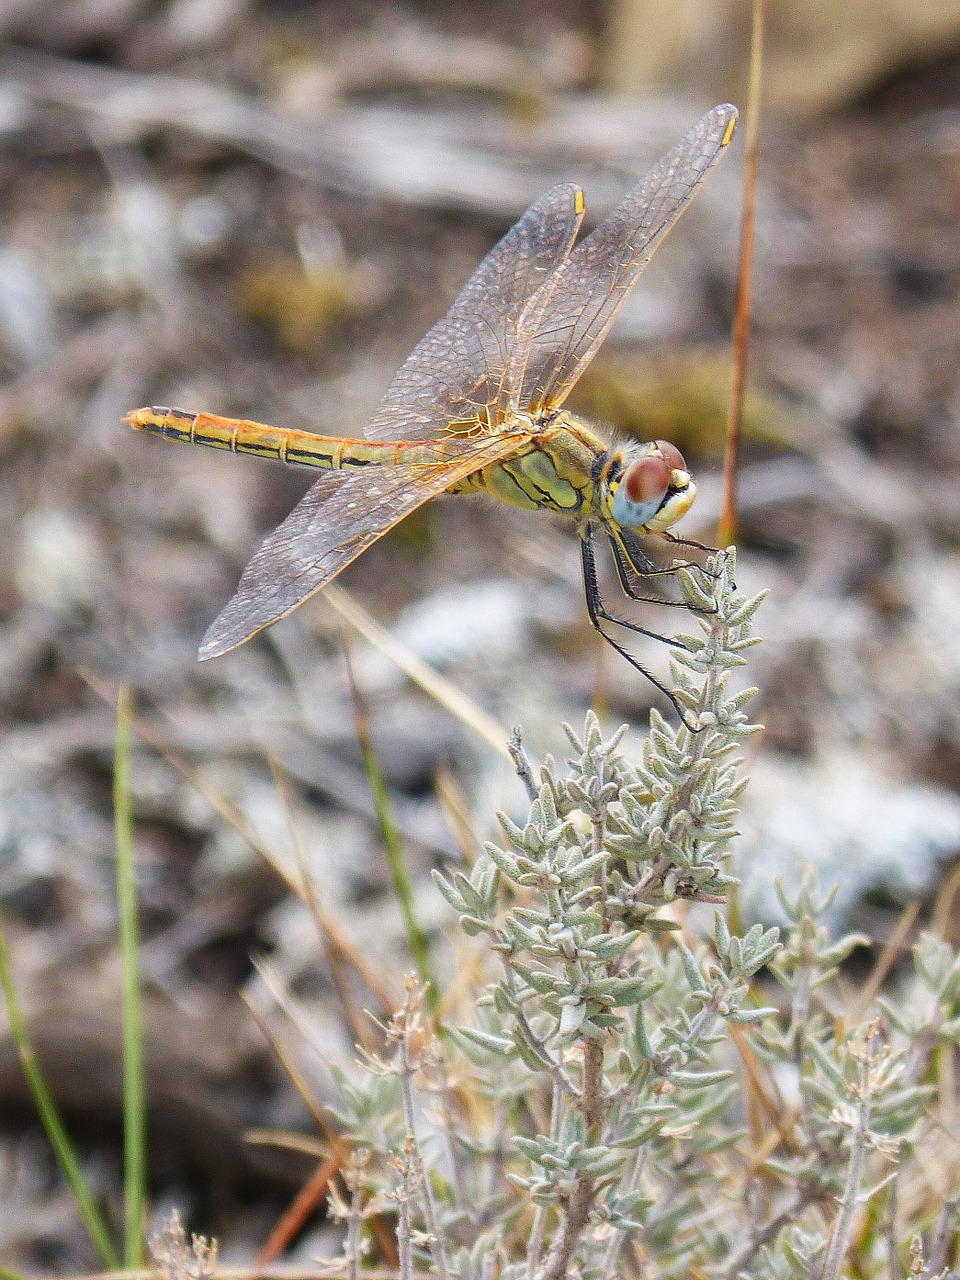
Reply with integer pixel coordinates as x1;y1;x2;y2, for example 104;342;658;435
364;184;584;442
510;104;737;414
199;431;524;658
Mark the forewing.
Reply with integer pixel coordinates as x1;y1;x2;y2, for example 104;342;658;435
199;434;523;658
513;104;737;413
364;184;584;441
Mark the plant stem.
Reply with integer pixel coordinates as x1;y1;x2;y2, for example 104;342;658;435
527;1080;563;1279
600;1148;650;1280
399;1009;452;1280
509;729;539;803
397;1142;413;1280
719;1187;819;1278
497;952;580;1098
820;1050;873;1280
927;1185;960;1275
346;1161;364;1280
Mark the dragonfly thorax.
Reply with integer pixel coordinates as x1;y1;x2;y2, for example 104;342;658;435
607;439;696;533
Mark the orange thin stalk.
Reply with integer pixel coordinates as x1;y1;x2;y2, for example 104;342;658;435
719;0;765;547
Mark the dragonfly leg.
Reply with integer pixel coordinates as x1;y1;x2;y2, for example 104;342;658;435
616;526;717;586
608;536;716;615
661;529;717;554
660;530;725;580
580;531;699;729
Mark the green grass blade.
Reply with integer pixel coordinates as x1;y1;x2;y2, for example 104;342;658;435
344;648;439;1009
362;731;438;1008
0;913;120;1268
115;685;147;1267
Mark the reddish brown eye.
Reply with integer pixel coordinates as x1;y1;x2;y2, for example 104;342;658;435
624;454;671;505
654;440;686;472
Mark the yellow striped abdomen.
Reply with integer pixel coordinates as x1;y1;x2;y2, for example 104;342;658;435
125;406;449;470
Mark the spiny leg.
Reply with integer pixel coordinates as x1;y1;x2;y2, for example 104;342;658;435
581;536;683;647
609;535;715;615
661;529;717;553
618;524;717;586
660;529;724;579
580;529;698;728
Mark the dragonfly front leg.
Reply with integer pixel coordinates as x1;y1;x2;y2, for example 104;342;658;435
660;529;725;580
661;529;718;554
579;529;698;727
610;531;718;622
617;525;718;584
608;535;713;612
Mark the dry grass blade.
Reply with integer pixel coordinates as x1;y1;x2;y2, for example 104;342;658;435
849;900;919;1023
242;983;334;1140
322;583;511;760
434;762;481;867
80;670;399;1012
255;1155;342;1267
267;755;381;1046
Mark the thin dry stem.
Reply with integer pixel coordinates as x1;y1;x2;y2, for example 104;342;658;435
820;1030;878;1280
397;986;452;1280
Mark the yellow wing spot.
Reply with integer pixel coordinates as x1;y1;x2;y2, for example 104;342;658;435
722;115;737;147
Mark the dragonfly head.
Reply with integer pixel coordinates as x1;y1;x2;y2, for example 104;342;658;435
609;440;696;533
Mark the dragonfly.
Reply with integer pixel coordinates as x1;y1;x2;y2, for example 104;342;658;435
127;104;737;709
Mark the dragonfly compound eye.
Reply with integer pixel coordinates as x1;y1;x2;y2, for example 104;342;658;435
653;440;687;472
610;455;672;528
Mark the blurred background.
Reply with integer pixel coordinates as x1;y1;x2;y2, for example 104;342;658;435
1;0;960;1265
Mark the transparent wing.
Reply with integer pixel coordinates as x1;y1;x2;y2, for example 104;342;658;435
364;183;584;441
511;104;737;414
199;433;523;658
